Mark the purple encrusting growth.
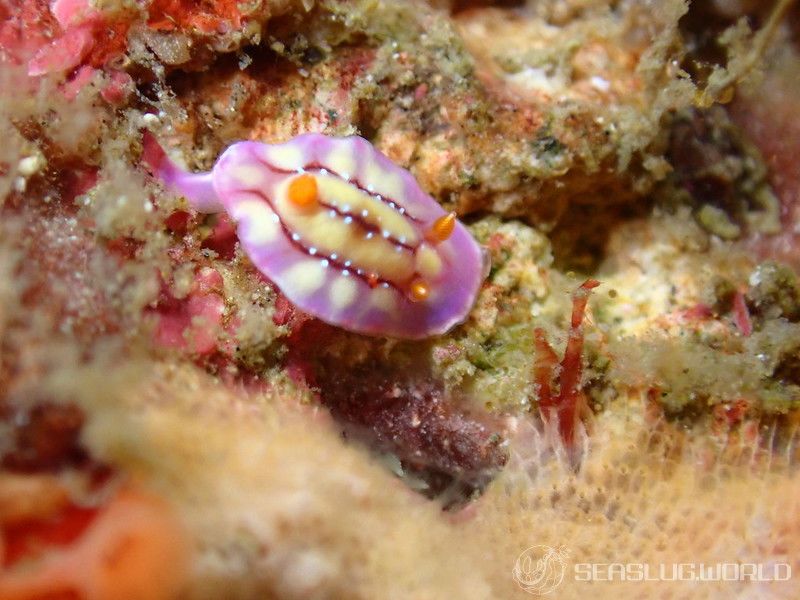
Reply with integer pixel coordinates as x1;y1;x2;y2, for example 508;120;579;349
144;131;486;339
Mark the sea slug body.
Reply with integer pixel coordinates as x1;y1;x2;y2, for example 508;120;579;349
145;132;486;339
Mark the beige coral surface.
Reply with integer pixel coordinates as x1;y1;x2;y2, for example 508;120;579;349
43;359;800;599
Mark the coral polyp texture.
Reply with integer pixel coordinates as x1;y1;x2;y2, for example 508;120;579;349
147;132;484;338
2;0;800;598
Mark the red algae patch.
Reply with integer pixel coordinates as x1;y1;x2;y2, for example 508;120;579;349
0;484;191;600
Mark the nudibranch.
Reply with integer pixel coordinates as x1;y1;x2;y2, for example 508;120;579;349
145;132;486;339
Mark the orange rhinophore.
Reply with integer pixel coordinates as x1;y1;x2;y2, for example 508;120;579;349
287;173;318;207
409;279;430;302
427;212;456;243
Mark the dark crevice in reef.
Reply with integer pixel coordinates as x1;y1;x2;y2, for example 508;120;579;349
677;1;800;84
548;200;652;273
661;106;779;240
164;48;295;136
353;98;381;143
0;399;87;473
550;101;780;273
678;3;745;81
283;320;509;507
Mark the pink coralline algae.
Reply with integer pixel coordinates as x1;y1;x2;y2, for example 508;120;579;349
26;0;130;77
152;266;228;355
144;132;487;339
1;0;133;104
